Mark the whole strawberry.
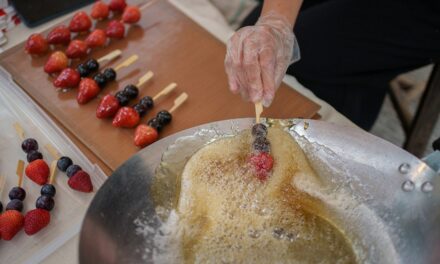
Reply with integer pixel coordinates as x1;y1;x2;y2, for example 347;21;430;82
77;78;100;104
105;20;125;39
96;94;120;118
24;209;50;235
25;159;49;185
91;1;109;20
122;6;141;24
0;210;24;240
109;0;127;12
68;170;93;193
85;29;107;48
46;25;71;45
66;40;89;59
44;51;68;74
134;124;158;148
25;34;48;55
54;68;81;88
112;107;140;128
69;11;92;33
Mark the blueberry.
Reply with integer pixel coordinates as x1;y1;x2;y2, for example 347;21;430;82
140;96;154;109
36;195;55;211
156;110;172;125
6;199;23;212
21;138;38;153
57;156;73;172
9;187;26;201
123;84;139;99
115;91;130;106
133;103;148;117
148;118;163;132
252;137;271;153
27;150;43;162
0;201;2;213
86;59;100;72
103;68;117;82
251;123;268;138
66;164;82;178
76;63;90;77
41;184;56;197
93;73;107;88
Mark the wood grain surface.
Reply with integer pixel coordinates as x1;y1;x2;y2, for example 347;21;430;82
0;0;320;171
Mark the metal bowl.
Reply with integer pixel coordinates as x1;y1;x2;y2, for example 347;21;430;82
79;118;439;264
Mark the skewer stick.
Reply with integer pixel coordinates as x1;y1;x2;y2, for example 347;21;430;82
114;55;139;72
136;71;154;88
97;49;122;64
255;102;263;124
13;122;25;140
169;92;188;114
153;83;177;101
16;160;24;188
139;0;161;11
49;160;57;184
0;175;6;195
44;144;61;160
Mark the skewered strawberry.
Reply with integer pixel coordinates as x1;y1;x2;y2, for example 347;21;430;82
91;1;110;20
68;170;93;193
105;20;125;39
122;6;141;24
69;11;92;33
54;68;81;88
25;159;49;185
77;78;100;104
44;51;68;74
109;0;127;12
85;29;107;48
46;25;71;45
134;124;158;148
24;209;50;235
66;39;89;59
25;34;48;55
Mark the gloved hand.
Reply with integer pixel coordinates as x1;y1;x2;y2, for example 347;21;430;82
224;12;300;107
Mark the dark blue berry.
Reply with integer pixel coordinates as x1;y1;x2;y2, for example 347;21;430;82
123;84;139;99
57;156;73;172
148;118;163;132
41;184;56;197
9;187;26;201
115;91;130;106
0;201;3;213
252;137;270;153
21;138;38;153
27;150;43;162
86;59;99;72
140;96;154;109
251;123;268;138
36;195;55;211
156;110;172;125
103;68;117;82
93;73;107;88
76;63;90;77
6;199;23;212
66;164;82;178
133;103;148;117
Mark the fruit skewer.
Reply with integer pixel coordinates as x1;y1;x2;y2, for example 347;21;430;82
134;92;188;148
112;82;178;128
97;71;154;118
248;123;274;182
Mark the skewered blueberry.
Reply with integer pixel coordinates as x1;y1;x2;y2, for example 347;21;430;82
140;96;154;109
27;150;43;162
41;184;56;197
252;137;271;153
252;123;268;138
66;164;82;178
21;138;38;153
115;91;130;106
36;195;55;211
123;84;139;99
6;199;23;212
156;110;172;125
86;59;100;72
133;103;148;117
93;73;107;88
148;118;163;132
0;201;3;213
57;156;73;172
103;68;117;82
9;187;26;201
76;63;90;77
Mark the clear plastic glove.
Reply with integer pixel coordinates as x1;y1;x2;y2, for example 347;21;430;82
225;12;300;107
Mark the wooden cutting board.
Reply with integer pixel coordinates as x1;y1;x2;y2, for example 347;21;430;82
0;0;320;171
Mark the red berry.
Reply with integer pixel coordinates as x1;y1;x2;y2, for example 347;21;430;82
96;94;120;118
25;34;48;55
85;29;107;48
44;51;68;74
91;1;109;20
122;6;141;24
0;210;24;240
109;0;127;12
46;25;71;45
54;68;81;88
105;20;125;39
66;40;89;59
134;124;159;148
112;107;140;128
249;152;274;181
77;78;100;104
24;209;50;235
25;159;50;185
68;170;93;193
69;11;92;32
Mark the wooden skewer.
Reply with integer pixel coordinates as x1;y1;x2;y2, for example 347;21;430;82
97;49;122;64
13;122;25;140
16;160;24;188
44;144;61;160
255;102;263;124
153;83;177;101
169;92;188;114
139;0;161;11
135;71;154;88
114;55;139;72
49;160;58;185
0;175;6;195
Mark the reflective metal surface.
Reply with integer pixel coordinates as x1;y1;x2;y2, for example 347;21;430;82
79;118;439;264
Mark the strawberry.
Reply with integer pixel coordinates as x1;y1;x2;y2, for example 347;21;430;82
54;68;81;88
96;94;120;118
85;29;107;48
248;152;274;181
0;210;24;240
105;20;125;39
68;170;93;193
24;209;50;235
44;51;68;74
66;40;89;59
69;11;92;33
122;6;141;24
25;159;49;185
25;34;48;55
112;107;140;128
91;1;109;20
77;78;100;104
46;25;71;45
109;0;127;12
134;124;158;148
